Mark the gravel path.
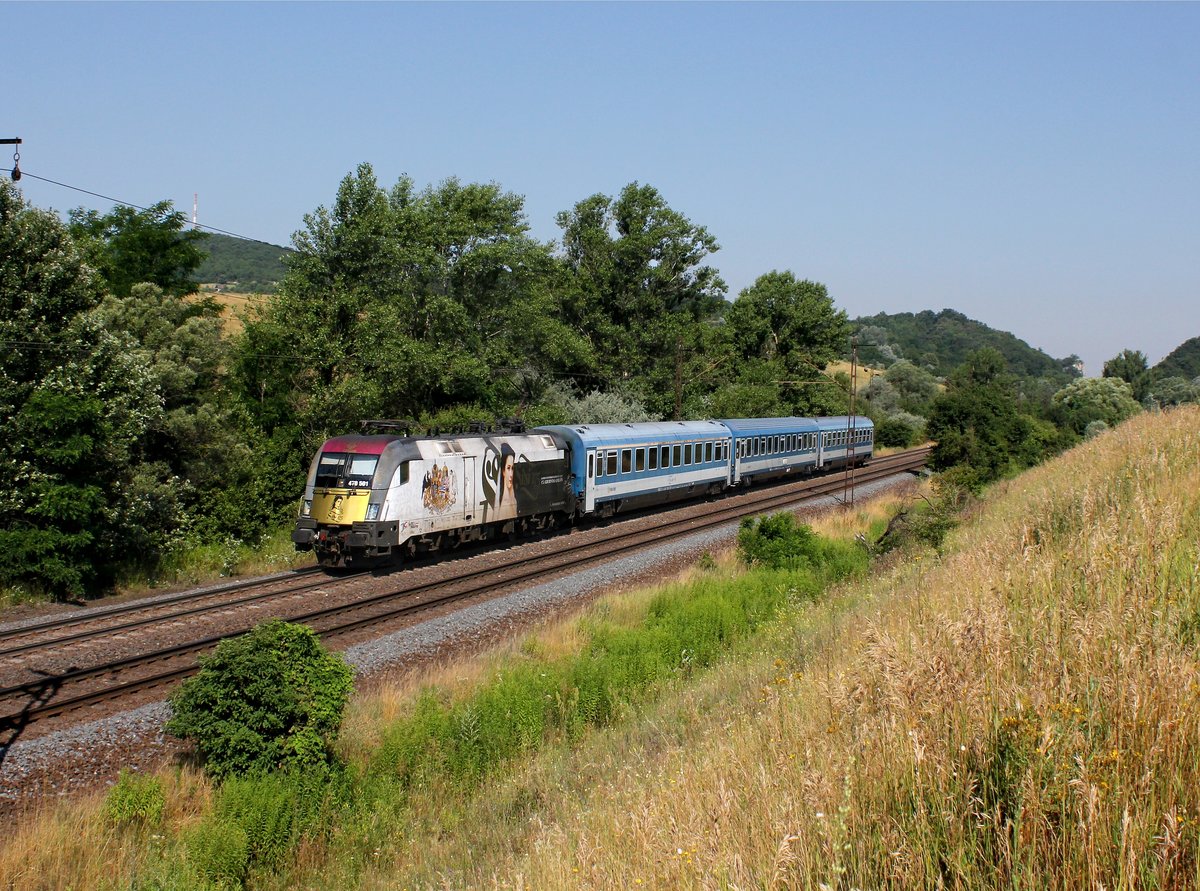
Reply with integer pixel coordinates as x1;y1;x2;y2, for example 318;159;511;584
0;472;915;816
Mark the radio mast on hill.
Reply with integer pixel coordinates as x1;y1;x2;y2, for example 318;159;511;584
192;193;198;228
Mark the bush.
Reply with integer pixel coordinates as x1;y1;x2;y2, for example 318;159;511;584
737;513;819;570
103;769;165;827
876;417;917;448
166;620;353;780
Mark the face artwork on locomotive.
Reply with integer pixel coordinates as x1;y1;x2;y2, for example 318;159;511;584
482;442;522;521
421;463;457;514
328;495;345;523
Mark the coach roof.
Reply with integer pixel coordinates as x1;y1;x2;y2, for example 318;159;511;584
535;420;730;449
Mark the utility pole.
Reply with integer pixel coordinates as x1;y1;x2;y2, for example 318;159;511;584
2;138;21;181
843;337;858;507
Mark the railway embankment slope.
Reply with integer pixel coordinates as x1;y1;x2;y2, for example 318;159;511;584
2;408;1198;888
459;406;1200;887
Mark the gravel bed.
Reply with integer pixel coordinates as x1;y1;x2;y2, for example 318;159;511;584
0;472;915;816
0;569;302;635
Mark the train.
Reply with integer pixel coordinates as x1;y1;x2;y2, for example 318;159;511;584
292;415;874;568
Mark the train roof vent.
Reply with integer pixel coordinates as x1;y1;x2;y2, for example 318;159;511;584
437;441;465;455
540;435;556;449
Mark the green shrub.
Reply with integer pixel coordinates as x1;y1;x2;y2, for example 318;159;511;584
187;818;250;887
213;770;329;872
876;416;917;447
737;513;818;570
166;620;354;780
736;513;865;578
103;769;165;827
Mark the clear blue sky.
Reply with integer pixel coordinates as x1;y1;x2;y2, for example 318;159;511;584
8;2;1197;376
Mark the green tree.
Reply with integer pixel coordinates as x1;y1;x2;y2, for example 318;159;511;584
727;272;849;373
883;359;940;413
1051;377;1141;434
240;164;586;446
1102;348;1151;402
91;284;294;546
167;620;353;780
1147;375;1200;407
557;182;727;417
0;183;167;597
68;201;209;298
926;349;1040;489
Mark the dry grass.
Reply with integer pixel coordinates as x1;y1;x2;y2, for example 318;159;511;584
0;767;212;890
192;287;272;333
449;407;1200;889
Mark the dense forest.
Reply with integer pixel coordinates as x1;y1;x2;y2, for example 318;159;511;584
852;308;1079;381
1153;335;1200;381
1;167;1195;601
194;233;291;293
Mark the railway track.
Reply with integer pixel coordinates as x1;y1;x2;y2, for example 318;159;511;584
0;447;928;736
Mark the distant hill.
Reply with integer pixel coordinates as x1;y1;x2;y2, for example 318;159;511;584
1152;336;1200;381
195;233;292;293
852;309;1078;382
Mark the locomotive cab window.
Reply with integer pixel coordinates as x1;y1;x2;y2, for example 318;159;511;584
315;453;378;489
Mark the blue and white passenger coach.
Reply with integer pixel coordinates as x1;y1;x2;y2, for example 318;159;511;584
721;415;873;486
535;421;733;517
814;415;875;469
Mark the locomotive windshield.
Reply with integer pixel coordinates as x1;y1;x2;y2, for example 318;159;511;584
314;452;378;489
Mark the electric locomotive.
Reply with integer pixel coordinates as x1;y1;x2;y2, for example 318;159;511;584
292;423;575;567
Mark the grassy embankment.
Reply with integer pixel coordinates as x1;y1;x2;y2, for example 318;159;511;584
3;407;1198;889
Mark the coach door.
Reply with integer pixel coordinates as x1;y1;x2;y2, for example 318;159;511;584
585;450;596;513
463;457;476;520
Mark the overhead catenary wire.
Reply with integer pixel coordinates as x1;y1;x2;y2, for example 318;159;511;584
5;167;283;247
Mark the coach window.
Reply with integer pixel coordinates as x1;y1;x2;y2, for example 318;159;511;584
682;443;691;465
648;446;658;470
705;441;713;463
636;448;646;472
672;444;682;466
588;453;594;479
606;451;618;476
621;449;632;474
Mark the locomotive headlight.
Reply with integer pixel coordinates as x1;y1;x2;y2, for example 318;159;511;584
301;499;312;517
365;503;380;521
